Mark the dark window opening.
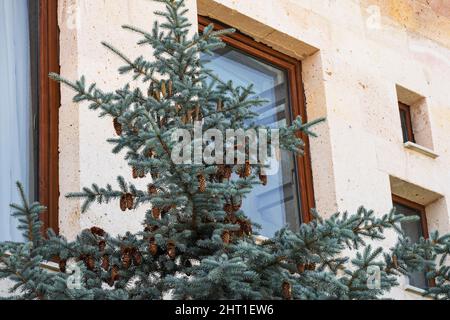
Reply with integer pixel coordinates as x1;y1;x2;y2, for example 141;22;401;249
398;102;415;143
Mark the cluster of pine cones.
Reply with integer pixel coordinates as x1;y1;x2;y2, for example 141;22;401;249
147;237;177;260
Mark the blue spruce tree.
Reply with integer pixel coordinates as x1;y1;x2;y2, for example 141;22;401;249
1;0;449;300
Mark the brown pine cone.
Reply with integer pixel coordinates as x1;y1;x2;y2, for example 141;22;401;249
217;99;223;112
161;206;172;216
152;207;161;219
59;259;67;273
222;230;231;245
216;165;225;176
125;193;134;210
85;255;95;271
161;80;167;97
297;263;305;274
121;249;132;269
198;174;206;193
98;240;106;252
223;166;232;180
90;227;105;237
224;203;233;214
148;184;158;195
306;263;316;271
132;249;143;266
147;149;155;158
282;281;292;300
151;171;159;180
259;173;268;186
226;213;238;224
152;85;161;101
167;240;176;260
168;80;173;98
111;265;120;282
120;194;127;212
113;118;122;136
232;200;242;212
149;239;158;256
132;167;139;179
101;255;110;271
392;254;399;268
148;82;154;98
238;219;252;236
244;161;251;178
154;91;161;102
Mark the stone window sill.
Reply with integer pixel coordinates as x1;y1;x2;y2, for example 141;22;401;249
404;142;439;159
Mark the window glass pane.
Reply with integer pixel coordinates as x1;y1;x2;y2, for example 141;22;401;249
202;46;302;237
394;202;428;289
399;108;409;143
0;0;37;241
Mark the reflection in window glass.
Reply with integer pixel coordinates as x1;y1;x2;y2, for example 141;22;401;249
395;202;428;289
399;108;409;143
202;46;302;237
0;0;38;242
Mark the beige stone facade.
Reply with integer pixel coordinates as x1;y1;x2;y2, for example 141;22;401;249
55;0;450;299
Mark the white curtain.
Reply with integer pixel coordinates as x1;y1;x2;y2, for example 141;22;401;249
0;0;32;242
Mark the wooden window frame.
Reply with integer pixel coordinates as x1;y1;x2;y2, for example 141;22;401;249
39;0;60;234
392;195;429;238
198;16;315;223
398;102;415;143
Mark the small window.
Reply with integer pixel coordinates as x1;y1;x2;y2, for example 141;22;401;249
398;102;415;143
392;195;429;289
395;84;434;152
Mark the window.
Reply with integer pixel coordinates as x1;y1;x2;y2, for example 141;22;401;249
392;195;430;289
0;0;59;241
395;84;435;154
398;102;415;143
199;16;315;237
